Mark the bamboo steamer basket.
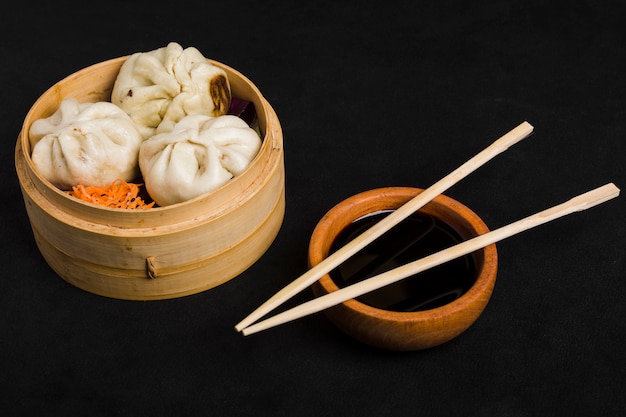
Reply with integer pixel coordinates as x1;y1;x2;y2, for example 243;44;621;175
15;57;285;300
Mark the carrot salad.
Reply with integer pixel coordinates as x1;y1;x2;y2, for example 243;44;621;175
67;179;155;209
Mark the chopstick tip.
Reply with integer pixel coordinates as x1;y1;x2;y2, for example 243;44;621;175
520;121;534;134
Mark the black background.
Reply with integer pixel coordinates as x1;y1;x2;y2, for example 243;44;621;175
1;1;625;416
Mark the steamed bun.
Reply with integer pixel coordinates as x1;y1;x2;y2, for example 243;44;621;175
139;114;261;206
29;98;143;190
111;42;231;139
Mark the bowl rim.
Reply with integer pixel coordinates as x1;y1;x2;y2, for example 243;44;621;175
308;186;498;323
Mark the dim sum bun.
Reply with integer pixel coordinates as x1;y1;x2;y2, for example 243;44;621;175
28;98;143;190
139;114;261;206
111;42;231;140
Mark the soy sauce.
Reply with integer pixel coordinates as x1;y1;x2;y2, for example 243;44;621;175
329;210;477;312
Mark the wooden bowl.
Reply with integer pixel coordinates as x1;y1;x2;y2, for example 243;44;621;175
308;187;498;350
15;57;285;300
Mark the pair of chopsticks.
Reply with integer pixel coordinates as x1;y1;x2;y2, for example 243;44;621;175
235;121;620;336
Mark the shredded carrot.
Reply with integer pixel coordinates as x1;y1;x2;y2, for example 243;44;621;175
66;178;155;209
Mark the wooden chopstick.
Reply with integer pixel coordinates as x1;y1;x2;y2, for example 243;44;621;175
242;183;620;336
235;122;534;332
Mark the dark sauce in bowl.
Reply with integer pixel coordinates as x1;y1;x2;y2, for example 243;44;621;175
329;210;477;312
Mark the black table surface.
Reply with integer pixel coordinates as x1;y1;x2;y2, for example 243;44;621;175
2;2;625;416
